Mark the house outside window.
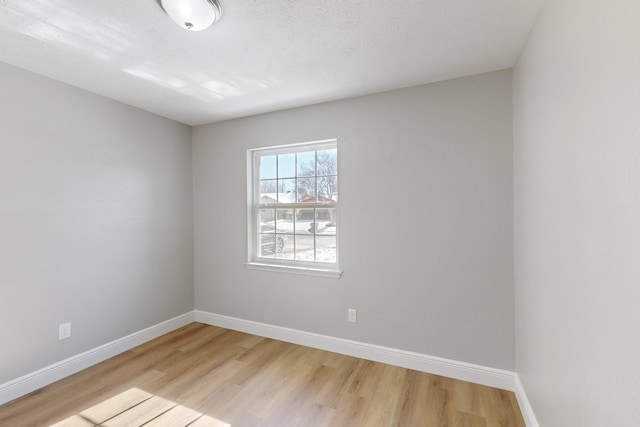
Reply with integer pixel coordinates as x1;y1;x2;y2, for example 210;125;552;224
247;139;340;277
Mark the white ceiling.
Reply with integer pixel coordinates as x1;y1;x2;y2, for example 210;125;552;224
0;0;545;126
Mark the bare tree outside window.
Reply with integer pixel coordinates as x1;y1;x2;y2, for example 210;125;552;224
297;149;337;204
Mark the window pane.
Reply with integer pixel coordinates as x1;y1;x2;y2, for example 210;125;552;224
275;209;294;234
260;180;277;204
316;208;337;235
278;153;296;178
317;149;337;176
297;177;316;202
258;234;277;258
275;233;293;259
277;179;296;203
258;209;275;228
295;209;314;234
294;235;315;261
316;235;337;263
297;151;315;177
317;175;337;201
260;155;277;180
273;209;292;259
275;240;294;259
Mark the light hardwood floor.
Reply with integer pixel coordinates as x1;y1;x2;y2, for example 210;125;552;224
0;323;525;427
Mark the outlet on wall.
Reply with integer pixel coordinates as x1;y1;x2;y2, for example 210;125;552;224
348;308;357;323
59;322;71;340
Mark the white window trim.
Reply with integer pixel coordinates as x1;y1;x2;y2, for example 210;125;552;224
246;139;342;278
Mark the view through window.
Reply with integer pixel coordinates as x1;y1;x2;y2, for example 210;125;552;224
248;139;338;273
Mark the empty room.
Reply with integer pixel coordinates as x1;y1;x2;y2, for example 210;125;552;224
1;0;638;426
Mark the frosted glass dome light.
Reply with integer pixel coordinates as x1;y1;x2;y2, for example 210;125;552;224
161;0;222;31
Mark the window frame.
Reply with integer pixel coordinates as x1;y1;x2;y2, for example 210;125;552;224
246;139;341;278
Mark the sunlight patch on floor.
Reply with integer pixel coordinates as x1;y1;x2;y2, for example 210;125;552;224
49;388;230;427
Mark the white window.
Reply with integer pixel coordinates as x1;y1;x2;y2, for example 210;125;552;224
247;139;340;277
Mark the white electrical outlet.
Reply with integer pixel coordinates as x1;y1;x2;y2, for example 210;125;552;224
59;322;71;340
348;308;357;323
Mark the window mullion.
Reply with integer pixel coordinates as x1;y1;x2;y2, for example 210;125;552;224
313;207;317;262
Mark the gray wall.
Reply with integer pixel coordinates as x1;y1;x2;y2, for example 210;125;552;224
0;62;194;384
193;70;515;370
513;0;640;425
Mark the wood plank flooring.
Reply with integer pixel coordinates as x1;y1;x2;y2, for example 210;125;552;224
0;323;525;426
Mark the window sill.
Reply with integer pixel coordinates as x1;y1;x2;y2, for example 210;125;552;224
245;262;342;278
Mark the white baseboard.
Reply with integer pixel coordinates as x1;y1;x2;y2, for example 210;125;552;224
194;310;516;391
515;374;540;427
0;312;195;406
1;310;522;409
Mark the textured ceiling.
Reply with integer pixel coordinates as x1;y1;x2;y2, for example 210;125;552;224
0;0;545;125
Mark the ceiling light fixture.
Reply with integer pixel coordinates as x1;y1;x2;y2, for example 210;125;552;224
160;0;222;31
